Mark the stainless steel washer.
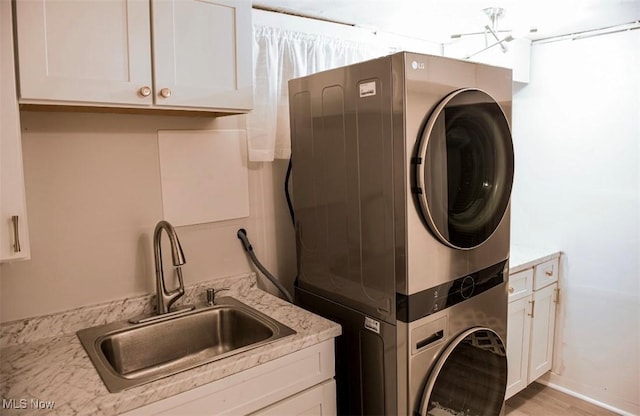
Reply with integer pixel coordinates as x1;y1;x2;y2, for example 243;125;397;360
289;52;513;415
398;262;508;415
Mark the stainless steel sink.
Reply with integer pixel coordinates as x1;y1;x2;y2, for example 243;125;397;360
77;296;296;392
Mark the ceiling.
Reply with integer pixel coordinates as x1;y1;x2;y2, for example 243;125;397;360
253;0;640;44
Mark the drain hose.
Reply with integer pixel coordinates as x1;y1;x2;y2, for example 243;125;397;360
236;228;294;303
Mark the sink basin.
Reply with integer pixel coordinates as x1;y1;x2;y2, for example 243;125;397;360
77;296;296;392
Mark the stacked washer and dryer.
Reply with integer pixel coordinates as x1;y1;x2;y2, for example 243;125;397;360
289;52;514;416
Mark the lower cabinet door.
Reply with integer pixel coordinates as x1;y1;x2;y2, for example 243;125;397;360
528;282;558;383
505;296;532;399
121;340;335;416
251;380;337;416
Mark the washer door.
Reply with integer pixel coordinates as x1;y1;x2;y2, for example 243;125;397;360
418;327;507;416
415;88;514;250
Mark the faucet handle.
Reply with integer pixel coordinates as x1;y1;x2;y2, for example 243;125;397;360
207;288;230;306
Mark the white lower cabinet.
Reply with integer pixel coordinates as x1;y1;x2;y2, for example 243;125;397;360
505;257;559;399
122;340;336;416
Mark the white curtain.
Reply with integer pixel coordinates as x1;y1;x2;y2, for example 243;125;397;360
246;25;394;162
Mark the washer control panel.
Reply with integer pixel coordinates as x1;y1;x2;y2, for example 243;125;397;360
397;260;507;323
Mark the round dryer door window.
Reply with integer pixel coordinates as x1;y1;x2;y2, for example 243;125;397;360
418;327;507;416
415;88;514;250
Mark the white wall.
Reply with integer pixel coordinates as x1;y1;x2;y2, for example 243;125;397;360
510;30;640;414
0;112;256;321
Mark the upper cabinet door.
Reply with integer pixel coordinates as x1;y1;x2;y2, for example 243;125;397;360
151;0;253;111
15;0;153;106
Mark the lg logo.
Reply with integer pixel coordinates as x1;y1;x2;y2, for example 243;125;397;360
411;60;425;70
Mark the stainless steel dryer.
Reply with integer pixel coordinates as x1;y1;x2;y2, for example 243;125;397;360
290;52;513;415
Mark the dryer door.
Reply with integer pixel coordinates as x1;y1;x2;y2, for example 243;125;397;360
418;327;507;416
415;88;514;250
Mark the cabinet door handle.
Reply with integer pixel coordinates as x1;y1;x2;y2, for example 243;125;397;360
138;86;152;97
545;269;553;277
527;299;535;318
159;88;172;98
508;286;515;294
11;215;21;253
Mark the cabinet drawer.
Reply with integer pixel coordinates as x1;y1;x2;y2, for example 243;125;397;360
534;259;559;290
508;269;533;302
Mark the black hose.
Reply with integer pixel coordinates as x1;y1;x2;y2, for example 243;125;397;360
237;228;294;303
285;157;295;226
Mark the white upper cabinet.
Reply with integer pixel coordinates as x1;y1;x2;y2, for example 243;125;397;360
152;0;252;110
14;0;252;113
1;0;31;262
15;0;153;107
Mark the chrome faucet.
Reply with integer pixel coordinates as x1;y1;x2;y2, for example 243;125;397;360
154;220;187;315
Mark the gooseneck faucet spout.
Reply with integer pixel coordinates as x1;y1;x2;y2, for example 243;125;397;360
154;220;186;315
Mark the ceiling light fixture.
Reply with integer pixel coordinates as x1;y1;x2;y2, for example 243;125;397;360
484;7;505;32
463;34;514;59
451;7;516;59
451;7;511;39
485;24;508;52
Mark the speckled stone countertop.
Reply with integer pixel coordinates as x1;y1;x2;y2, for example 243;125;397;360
0;273;341;416
510;245;562;274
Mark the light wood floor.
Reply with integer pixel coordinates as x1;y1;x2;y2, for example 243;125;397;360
505;383;619;416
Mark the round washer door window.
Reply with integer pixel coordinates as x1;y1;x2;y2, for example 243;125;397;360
418;327;507;416
415;88;514;250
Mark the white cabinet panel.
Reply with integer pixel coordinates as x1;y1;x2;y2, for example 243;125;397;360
505;296;531;399
15;0;152;106
1;0;30;262
508;269;533;302
528;282;558;383
533;258;559;290
251;380;337;416
122;340;335;416
152;0;252;110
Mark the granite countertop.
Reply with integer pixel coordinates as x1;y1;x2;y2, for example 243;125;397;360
0;273;341;416
509;245;562;274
